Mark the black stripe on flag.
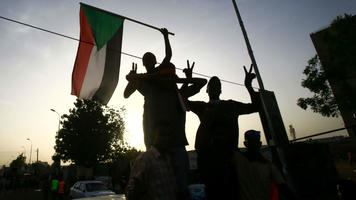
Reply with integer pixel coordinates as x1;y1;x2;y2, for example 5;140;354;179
92;24;124;105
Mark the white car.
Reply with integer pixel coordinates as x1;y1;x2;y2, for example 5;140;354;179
79;194;126;200
70;180;116;199
188;184;206;200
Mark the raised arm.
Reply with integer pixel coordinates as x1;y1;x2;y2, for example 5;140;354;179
125;61;206;91
160;28;172;65
126;69;177;91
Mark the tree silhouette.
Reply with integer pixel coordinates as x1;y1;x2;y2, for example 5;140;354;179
10;153;26;170
54;99;126;167
298;14;356;117
297;55;339;117
110;140;141;162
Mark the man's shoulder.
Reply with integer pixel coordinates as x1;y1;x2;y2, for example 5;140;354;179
223;99;242;104
240;152;271;164
157;63;175;74
259;155;272;164
133;150;158;168
189;100;207;104
135;149;157;161
188;100;208;111
215;100;238;110
133;152;146;162
221;99;252;111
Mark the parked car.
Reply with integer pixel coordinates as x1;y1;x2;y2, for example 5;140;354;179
70;180;115;199
79;194;126;200
188;184;206;200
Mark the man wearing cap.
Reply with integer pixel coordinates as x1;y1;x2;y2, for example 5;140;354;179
232;130;294;200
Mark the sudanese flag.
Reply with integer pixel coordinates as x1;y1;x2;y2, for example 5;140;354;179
71;4;124;105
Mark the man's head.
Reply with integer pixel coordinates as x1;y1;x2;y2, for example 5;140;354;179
244;130;262;154
207;76;221;100
142;52;157;73
152;122;173;152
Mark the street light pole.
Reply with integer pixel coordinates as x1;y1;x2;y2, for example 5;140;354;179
26;138;32;164
36;148;39;163
50;109;61;132
231;0;296;195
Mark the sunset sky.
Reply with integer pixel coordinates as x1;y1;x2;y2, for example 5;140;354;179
1;0;355;165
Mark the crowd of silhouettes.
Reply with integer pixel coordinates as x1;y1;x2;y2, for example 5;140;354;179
123;28;297;200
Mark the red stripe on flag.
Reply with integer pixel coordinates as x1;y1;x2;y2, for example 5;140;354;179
71;7;95;96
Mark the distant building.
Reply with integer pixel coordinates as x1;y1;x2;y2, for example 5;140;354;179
310;15;356;137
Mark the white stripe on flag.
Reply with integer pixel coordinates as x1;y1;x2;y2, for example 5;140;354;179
79;43;107;99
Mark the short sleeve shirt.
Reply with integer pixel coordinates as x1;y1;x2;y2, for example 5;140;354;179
189;100;258;152
232;151;285;200
126;147;177;200
137;76;188;147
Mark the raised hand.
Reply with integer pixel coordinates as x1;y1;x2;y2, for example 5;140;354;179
183;60;195;79
129;62;137;75
126;62;137;81
244;64;256;87
160;28;169;37
124;63;139;98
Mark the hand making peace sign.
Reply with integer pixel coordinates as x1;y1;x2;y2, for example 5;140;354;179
183;60;195;79
244;64;256;87
129;62;137;75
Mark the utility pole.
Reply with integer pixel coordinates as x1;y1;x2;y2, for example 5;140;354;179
232;0;264;90
50;109;61;132
231;0;289;153
231;0;295;195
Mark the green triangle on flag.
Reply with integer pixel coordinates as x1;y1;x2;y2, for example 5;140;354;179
82;4;124;50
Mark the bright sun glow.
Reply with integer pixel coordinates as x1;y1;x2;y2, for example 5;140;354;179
125;113;145;151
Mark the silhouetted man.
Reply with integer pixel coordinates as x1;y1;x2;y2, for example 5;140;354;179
126;122;177;200
124;28;172;148
188;65;260;200
232;130;294;200
124;28;207;198
125;61;206;199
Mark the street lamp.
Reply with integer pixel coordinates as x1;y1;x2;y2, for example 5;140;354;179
27;138;32;164
50;108;61;132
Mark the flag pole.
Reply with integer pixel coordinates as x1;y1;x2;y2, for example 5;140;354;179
80;2;175;36
232;0;264;90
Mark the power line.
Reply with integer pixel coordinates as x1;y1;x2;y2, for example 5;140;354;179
0;15;246;87
0;16;79;42
290;125;355;142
